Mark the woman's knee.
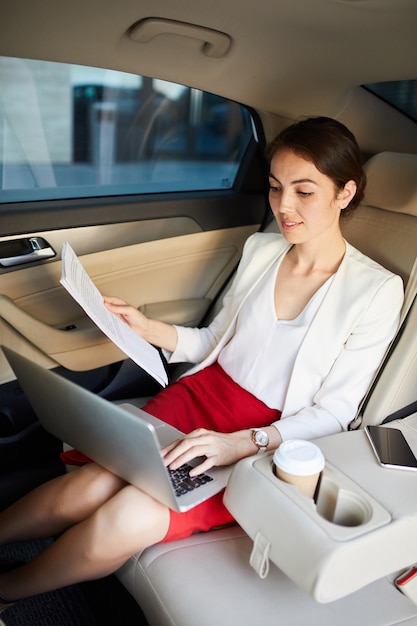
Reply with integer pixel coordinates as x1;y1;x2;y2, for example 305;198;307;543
53;463;126;518
79;463;127;499
90;485;170;554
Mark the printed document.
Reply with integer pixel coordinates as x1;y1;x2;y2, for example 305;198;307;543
60;243;168;387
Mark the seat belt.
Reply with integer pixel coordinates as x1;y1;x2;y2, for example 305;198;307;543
381;256;417;424
401;254;417;326
349;255;417;431
382;400;417;424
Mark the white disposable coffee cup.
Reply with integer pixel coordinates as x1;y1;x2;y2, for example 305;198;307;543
273;440;325;498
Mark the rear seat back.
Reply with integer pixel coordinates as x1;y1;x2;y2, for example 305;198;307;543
340;151;417;426
341;151;417;289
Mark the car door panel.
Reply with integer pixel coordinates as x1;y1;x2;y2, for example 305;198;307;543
0;222;259;381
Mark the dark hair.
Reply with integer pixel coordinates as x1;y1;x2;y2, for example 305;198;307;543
266;117;366;218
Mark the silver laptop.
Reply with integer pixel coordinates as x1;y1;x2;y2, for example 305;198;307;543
3;347;232;512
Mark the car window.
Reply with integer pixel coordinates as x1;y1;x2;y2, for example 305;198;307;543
364;79;417;123
0;57;255;203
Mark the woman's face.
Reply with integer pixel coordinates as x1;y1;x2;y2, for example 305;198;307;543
268;150;356;247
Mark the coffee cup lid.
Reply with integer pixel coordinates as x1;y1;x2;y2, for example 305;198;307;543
273;440;325;475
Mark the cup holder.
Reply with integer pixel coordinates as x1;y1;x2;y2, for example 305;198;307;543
315;476;372;527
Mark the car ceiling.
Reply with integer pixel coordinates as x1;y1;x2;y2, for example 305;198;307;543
1;0;417;151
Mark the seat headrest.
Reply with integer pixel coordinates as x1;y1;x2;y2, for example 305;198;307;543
363;152;417;217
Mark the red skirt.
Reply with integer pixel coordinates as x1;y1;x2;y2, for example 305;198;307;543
60;363;281;542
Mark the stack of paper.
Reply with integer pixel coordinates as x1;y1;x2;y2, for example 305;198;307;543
60;242;168;387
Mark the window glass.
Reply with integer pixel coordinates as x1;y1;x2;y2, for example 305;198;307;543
0;57;255;203
364;80;417;123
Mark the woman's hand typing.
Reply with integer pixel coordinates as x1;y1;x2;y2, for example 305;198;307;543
162;426;282;476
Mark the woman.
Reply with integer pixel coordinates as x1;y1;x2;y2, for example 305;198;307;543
0;117;403;613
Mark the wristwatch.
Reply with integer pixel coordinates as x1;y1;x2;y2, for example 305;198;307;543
251;428;269;453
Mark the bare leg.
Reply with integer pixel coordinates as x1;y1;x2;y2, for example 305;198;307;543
0;485;170;603
0;463;126;545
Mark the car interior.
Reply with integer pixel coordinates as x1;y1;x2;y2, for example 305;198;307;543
1;0;417;624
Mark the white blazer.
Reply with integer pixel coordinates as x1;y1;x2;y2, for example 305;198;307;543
169;233;404;441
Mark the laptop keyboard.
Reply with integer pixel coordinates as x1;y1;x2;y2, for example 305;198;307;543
169;463;213;497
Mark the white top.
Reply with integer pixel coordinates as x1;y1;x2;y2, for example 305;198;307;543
218;258;333;410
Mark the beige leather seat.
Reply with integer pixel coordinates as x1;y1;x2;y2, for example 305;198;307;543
341;152;417;427
116;151;417;626
342;151;417;288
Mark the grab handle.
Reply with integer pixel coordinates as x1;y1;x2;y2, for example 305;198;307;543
129;18;232;58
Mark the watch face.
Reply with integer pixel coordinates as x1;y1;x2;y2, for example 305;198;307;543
255;430;268;447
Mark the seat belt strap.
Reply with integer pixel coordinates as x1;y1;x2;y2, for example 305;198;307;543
382;400;417;424
349;255;417;430
402;255;417;325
